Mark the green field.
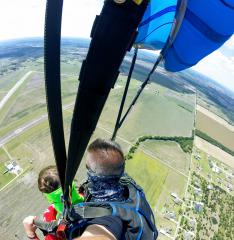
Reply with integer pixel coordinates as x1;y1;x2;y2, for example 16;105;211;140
126;150;169;207
0;42;196;239
126;149;188;239
141;140;191;175
100;77;195;141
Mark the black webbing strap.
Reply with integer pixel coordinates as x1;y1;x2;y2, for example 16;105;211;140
111;0;188;139
44;0;67;192
64;0;149;202
112;47;138;140
72;205;112;219
34;219;59;234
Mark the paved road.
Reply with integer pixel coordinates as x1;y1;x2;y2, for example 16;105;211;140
0;71;33;111
0;104;73;147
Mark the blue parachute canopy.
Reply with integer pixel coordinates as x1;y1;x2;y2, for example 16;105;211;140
135;0;234;72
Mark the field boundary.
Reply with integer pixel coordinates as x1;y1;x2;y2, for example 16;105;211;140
126;135;194;160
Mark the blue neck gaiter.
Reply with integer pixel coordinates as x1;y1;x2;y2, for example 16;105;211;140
87;171;125;202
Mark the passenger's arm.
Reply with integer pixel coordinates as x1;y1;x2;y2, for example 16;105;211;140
23;216;40;240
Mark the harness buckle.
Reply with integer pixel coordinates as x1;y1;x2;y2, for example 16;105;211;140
56;223;67;240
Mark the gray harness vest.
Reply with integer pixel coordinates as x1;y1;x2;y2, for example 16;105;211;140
71;176;158;239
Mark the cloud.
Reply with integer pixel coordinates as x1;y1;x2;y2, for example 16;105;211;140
192;37;234;92
0;0;103;40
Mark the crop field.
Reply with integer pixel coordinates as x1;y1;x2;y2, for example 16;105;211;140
141;140;191;175
196;105;234;151
126;149;188;239
0;42;197;239
100;77;196;142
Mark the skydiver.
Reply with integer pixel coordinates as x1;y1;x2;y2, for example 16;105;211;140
23;166;84;240
71;138;158;239
23;139;157;239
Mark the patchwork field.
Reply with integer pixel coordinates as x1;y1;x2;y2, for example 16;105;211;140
141;140;191;175
126;147;189;239
0;40;197;239
196;105;234;151
100;78;195;142
194;136;234;169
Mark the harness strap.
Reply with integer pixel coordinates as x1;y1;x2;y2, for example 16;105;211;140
44;0;67;193
64;0;149;202
34;219;59;234
72;205;112;219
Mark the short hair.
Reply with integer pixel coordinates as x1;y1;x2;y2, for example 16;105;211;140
38;166;60;193
87;138;125;176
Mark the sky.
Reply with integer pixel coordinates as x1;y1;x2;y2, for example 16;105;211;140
0;0;234;92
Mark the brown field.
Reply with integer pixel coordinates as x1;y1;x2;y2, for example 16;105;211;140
196;105;234;151
194;136;234;169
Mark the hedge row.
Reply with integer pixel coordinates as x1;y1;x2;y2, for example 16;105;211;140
126;135;194;160
195;129;234;156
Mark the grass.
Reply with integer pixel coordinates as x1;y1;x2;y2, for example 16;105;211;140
125;149;187;239
142;140;191;174
126;150;169;208
99;77;195;142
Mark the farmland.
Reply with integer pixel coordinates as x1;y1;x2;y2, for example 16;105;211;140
1;38;234;240
196;105;234;151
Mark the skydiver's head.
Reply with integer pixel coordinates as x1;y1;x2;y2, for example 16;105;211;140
38;165;60;193
86;138;125;177
86;138;126;202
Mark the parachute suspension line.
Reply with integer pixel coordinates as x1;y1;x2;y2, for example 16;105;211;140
112;52;163;139
111;47;138;141
110;0;188;140
63;0;149;211
44;0;67;194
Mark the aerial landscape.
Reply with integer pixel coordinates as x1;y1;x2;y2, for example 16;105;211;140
0;38;234;240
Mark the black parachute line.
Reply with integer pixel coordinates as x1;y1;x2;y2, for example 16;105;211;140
65;0;149;203
111;0;187;140
111;47;138;141
44;0;67;192
44;0;149;217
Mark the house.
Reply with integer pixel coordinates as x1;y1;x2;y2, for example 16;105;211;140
207;184;213;190
164;211;176;220
193;181;200;188
174;198;183;205
194;188;202;196
194;202;204;213
212;166;221;174
171;192;178;199
188;219;196;230
5;160;22;175
184;231;195;240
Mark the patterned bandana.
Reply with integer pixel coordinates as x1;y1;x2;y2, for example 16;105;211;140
87;170;125;202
